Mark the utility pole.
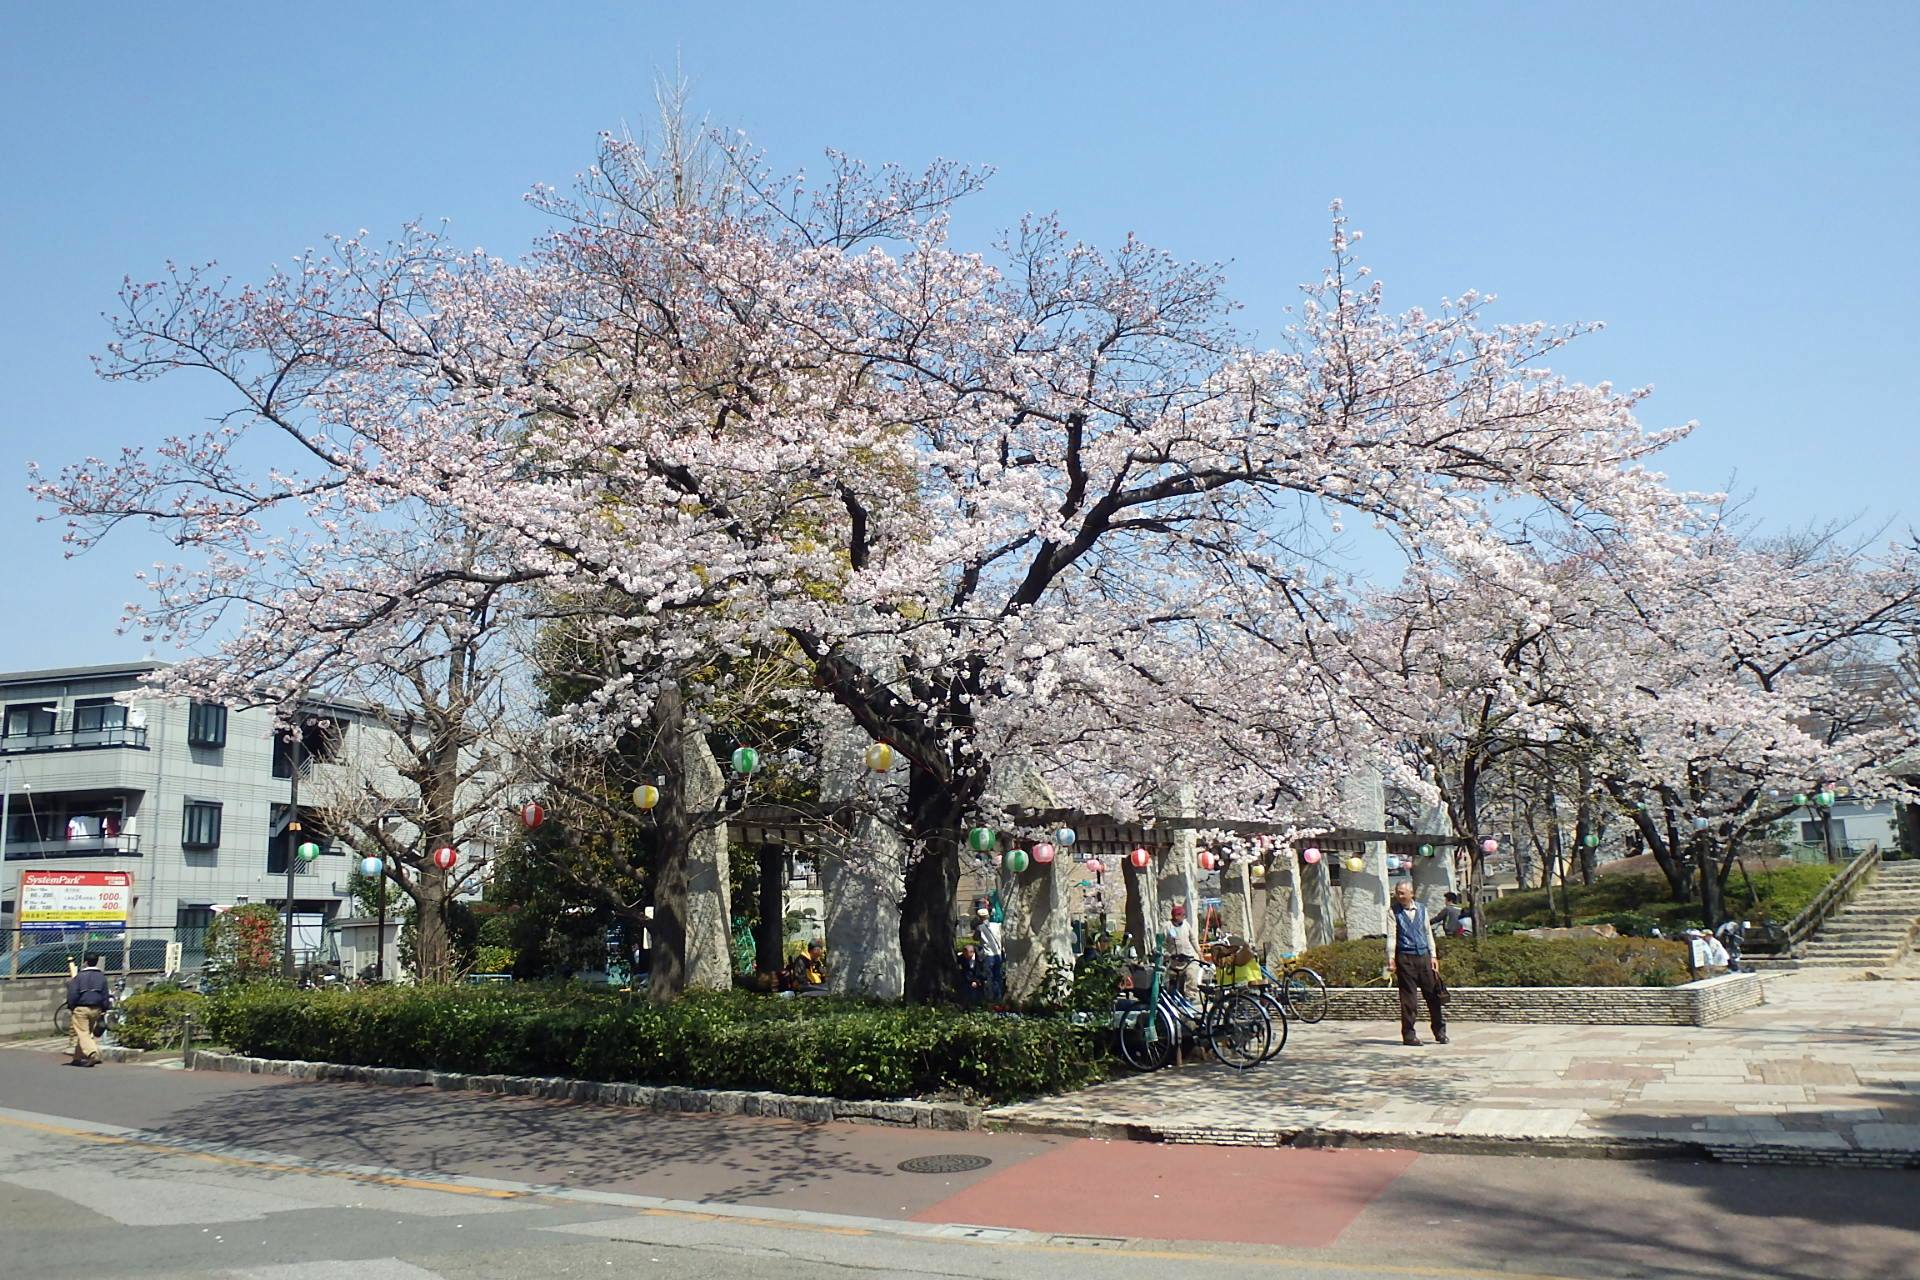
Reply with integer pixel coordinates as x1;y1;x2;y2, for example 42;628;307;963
3;758;15;978
282;726;303;979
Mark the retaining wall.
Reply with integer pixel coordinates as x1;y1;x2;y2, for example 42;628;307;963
0;976;69;1039
1322;972;1763;1026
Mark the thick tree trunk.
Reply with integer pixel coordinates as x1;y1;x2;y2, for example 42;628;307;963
1121;854;1151;954
756;844;785;976
1696;838;1727;926
411;870;456;983
899;765;969;1002
1575;762;1598;886
647;682;691;1002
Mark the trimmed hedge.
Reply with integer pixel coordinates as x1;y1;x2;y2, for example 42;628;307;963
1297;934;1692;989
1485;863;1839;933
204;984;1106;1103
116;986;208;1050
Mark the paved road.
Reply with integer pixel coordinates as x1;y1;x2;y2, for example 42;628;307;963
2;1046;1915;1279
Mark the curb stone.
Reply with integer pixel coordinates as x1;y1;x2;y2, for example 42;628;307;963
188;1050;982;1130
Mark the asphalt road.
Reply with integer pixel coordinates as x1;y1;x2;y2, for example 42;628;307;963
2;1046;1914;1279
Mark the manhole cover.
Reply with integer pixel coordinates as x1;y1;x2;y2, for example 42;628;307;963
897;1154;993;1174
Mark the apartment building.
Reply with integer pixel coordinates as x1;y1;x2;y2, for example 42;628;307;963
0;660;434;960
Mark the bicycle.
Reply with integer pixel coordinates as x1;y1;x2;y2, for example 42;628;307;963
1260;959;1329;1024
53;978;128;1039
1114;948;1277;1071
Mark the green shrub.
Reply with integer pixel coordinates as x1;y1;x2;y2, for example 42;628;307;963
1485;863;1840;931
116;987;208;1050
204;983;1106;1103
1296;934;1692;988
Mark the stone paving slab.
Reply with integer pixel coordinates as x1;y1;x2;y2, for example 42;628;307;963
988;971;1920;1167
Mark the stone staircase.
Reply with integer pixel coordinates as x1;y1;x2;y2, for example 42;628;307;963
1795;860;1920;969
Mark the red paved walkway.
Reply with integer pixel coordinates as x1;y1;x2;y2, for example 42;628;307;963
914;1138;1417;1247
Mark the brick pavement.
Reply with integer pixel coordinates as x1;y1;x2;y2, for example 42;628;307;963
988;970;1920;1165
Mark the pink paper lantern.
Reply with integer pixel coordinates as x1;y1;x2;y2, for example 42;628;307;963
1032;841;1056;865
1301;847;1322;865
1480;837;1499;855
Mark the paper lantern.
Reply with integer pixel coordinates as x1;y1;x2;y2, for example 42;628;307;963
1128;847;1151;869
1054;826;1077;847
1087;857;1104;879
632;784;659;811
519;800;544;830
1032;841;1056;865
1301;847;1322;865
1385;855;1402;871
358;856;384;878
1792;793;1808;807
1582;832;1599;848
1345;855;1365;873
731;746;760;775
968;826;997;853
1418;843;1436;858
1005;848;1030;873
1692;816;1710;831
863;742;895;773
296;841;322;863
432;845;458;870
1815;788;1836;808
1479;838;1499;855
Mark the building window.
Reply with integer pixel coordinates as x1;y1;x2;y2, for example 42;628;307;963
188;701;228;748
3;704;55;738
182;800;223;849
72;698;129;734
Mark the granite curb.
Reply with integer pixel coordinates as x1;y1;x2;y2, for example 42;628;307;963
982;1112;1920;1169
187;1050;982;1130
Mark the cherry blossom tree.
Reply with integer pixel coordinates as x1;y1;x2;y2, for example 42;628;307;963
35;125;1700;998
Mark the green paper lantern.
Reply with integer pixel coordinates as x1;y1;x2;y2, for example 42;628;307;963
730;746;760;776
1582;833;1600;848
1793;793;1808;807
296;841;322;862
967;826;996;853
1004;848;1030;874
1815;788;1836;808
1418;843;1435;858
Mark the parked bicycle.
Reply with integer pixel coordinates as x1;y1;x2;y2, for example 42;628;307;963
1113;947;1280;1071
54;977;127;1038
1260;959;1329;1024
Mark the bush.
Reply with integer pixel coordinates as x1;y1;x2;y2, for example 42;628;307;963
116;987;208;1050
1485;863;1840;932
205;903;282;986
204;983;1107;1103
1296;934;1692;988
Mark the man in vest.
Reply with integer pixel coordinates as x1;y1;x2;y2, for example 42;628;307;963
1387;881;1448;1046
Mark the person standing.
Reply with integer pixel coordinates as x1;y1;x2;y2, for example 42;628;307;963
1167;903;1203;1002
975;908;1005;1001
1438;892;1463;938
1387;882;1448;1046
64;956;112;1067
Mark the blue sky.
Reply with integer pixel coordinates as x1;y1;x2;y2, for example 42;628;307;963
3;1;1915;671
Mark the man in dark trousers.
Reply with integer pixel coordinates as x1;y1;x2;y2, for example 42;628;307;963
65;956;112;1067
1386;882;1448;1046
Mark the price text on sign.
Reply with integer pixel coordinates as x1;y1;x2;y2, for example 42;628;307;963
18;870;134;926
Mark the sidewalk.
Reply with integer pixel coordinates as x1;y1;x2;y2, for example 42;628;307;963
989;970;1920;1166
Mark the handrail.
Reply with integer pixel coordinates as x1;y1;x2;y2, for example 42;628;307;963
1781;846;1881;951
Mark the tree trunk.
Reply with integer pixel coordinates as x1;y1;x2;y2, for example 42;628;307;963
1696;837;1726;926
899;764;969;1002
411;869;456;984
756;844;785;976
1575;762;1598;886
1122;854;1150;953
647;682;691;1002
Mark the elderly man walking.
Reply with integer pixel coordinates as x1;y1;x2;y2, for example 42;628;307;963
1386;882;1448;1046
64;955;113;1067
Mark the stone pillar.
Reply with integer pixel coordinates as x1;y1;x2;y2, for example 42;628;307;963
1409;804;1457;914
683;733;733;991
817;713;905;999
1121;851;1157;956
1340;767;1391;941
992;765;1072;1003
1259;851;1306;962
1219;857;1256;941
1155;783;1199;930
1302;852;1335;948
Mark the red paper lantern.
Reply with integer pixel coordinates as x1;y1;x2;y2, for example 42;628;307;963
432;845;458;871
519;801;545;830
1197;850;1219;872
1128;847;1151;869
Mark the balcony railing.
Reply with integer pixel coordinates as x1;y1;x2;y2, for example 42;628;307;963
2;833;142;860
1;725;149;755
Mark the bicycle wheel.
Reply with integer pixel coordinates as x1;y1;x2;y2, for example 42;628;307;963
53;1005;72;1036
1285;967;1329;1024
1204;989;1272;1070
1247;986;1290;1060
1117;1000;1176;1072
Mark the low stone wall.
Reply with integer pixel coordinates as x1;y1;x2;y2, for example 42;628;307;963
0;976;70;1039
188;1050;983;1130
1322;972;1763;1026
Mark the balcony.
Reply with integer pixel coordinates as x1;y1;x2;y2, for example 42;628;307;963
1;724;149;755
2;832;142;860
